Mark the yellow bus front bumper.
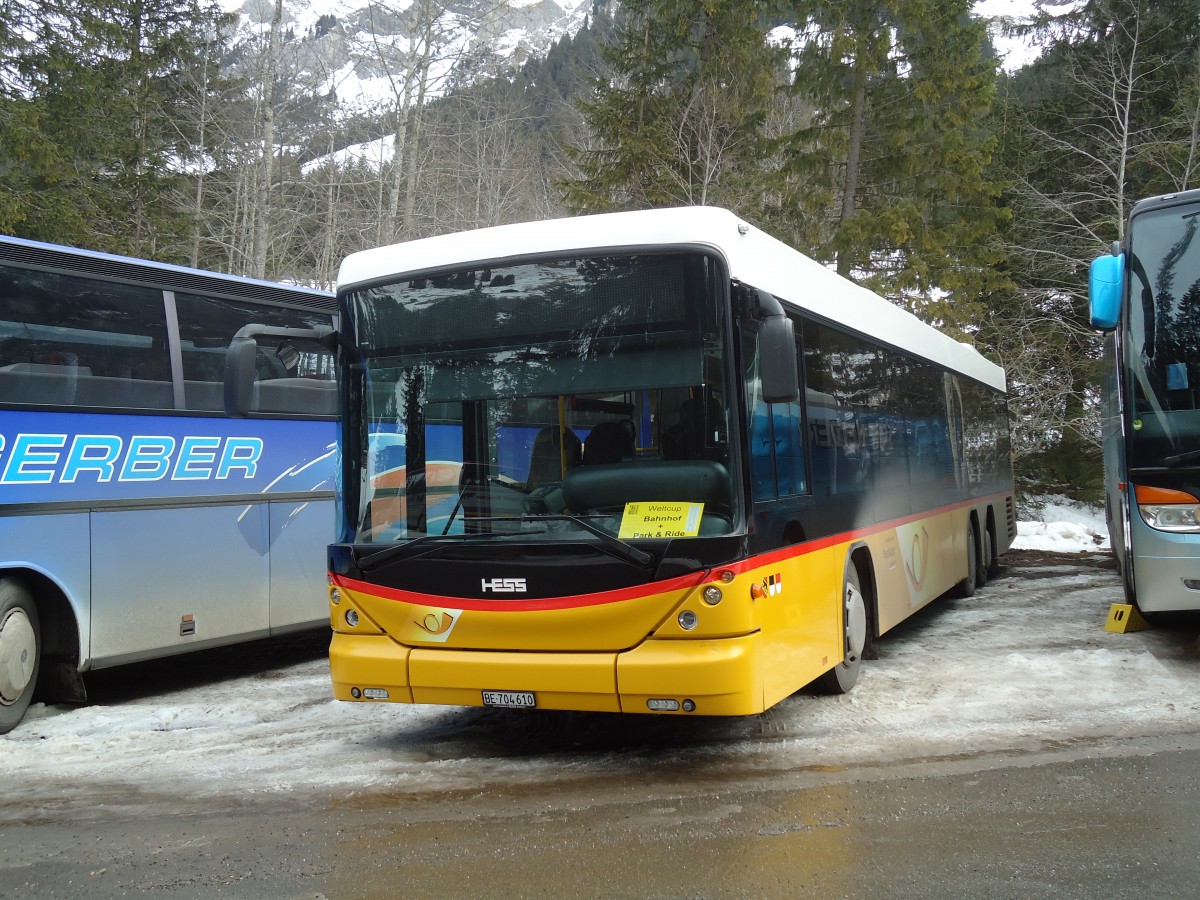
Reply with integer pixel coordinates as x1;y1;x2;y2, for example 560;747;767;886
329;631;766;716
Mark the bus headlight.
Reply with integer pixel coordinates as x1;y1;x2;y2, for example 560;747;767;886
702;585;723;605
345;608;360;627
1134;485;1200;532
1137;503;1200;532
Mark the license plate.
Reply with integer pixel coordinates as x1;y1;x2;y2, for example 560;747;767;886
482;690;536;709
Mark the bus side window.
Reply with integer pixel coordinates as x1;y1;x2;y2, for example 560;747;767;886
0;265;171;409
743;328;807;500
174;291;335;415
806;318;891;496
772;402;806;495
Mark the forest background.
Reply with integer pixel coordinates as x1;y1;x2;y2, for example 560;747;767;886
1;0;1198;502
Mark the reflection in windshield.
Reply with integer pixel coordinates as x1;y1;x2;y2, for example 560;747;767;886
1127;207;1200;468
345;253;737;542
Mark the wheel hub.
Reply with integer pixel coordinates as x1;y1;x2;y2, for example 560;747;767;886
0;607;36;706
845;583;867;664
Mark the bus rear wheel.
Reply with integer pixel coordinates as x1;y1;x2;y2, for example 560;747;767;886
986;521;1000;577
816;563;868;694
952;524;978;598
0;578;40;735
976;524;990;588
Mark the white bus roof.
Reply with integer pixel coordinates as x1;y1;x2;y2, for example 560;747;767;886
337;207;1005;391
1;233;334;311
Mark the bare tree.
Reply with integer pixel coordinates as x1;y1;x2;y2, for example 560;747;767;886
249;0;284;278
355;0;501;243
990;0;1195;488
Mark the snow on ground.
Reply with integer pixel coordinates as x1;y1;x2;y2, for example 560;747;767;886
1011;494;1110;552
3;500;1197;810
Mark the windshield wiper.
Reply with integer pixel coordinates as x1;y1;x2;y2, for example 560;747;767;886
356;529;544;573
1162;448;1200;468
521;513;655;568
357;514;654;573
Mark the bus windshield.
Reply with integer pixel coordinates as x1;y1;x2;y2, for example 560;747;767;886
1126;204;1200;468
345;252;737;543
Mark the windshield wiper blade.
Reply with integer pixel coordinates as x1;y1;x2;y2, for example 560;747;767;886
357;529;543;573
524;513;655;568
1162;448;1200;468
358;515;654;573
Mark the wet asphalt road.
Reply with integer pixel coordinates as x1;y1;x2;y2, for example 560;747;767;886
3;551;1200;899
5;733;1200;898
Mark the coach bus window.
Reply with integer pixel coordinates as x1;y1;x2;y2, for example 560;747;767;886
0;266;171;409
902;360;955;496
960;376;1005;492
802;320;878;496
174;292;335;415
743;329;807;500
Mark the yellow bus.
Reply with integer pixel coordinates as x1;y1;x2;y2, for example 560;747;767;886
239;208;1013;715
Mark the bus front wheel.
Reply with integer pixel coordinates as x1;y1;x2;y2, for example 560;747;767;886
0;578;40;735
816;563;868;694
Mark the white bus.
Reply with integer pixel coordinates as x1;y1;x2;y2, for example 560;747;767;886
0;236;337;732
1091;187;1200;616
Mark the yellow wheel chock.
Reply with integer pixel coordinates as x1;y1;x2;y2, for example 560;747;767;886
1104;603;1152;633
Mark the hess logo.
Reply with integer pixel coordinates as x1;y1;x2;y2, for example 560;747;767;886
481;577;527;593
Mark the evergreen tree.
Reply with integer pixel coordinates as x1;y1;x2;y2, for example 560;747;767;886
563;0;785;216
784;0;1007;335
1;0;234;260
0;1;86;240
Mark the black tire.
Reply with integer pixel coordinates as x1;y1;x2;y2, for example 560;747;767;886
976;523;990;588
816;562;868;694
1116;495;1139;607
986;523;1000;577
951;524;977;598
0;578;40;735
1122;555;1138;607
1119;550;1163;625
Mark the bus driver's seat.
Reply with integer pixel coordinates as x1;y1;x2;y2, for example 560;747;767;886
583;419;636;465
526;426;581;487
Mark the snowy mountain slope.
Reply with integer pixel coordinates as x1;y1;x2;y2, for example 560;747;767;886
226;0;594;107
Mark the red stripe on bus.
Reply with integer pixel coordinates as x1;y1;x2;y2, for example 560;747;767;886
331;569;710;612
718;491;1012;576
334;491;1011;610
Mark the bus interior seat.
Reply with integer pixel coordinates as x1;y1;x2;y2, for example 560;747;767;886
662;393;726;463
562;459;730;513
0;362;92;405
0;362;188;410
254;377;336;416
0;362;93;377
74;377;173;409
662;397;705;460
527;425;582;486
583;419;636;465
184;380;225;411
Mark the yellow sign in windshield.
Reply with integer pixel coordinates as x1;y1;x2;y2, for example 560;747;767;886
618;502;704;539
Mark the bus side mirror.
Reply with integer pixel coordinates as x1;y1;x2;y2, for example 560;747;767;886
224;324;336;418
224;334;259;418
759;314;799;403
1089;251;1125;331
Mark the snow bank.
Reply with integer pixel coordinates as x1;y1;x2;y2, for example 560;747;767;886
1014;495;1109;552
